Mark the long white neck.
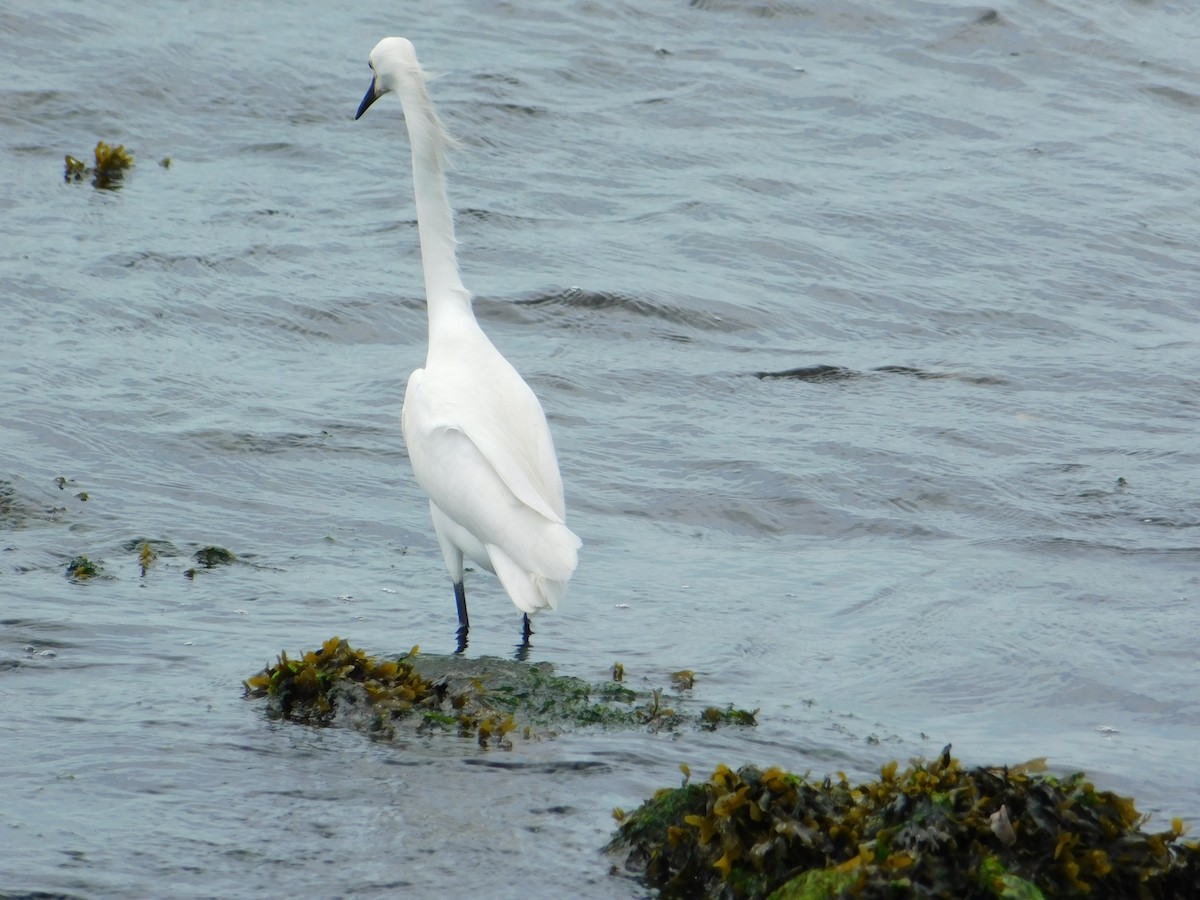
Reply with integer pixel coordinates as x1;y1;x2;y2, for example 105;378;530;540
393;76;475;337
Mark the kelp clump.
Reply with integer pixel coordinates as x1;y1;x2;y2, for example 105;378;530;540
65;140;134;189
122;537;176;576
246;638;757;744
65;555;102;580
244;636;459;735
607;747;1199;899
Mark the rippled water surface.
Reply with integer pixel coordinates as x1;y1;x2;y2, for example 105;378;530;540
3;1;1199;896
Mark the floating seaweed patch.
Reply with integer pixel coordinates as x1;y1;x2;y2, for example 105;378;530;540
120;537;176;577
65;556;101;581
52;474;91;504
64;140;134;189
245;637;757;744
607;747;1199;899
700;705;758;730
64;154;87;182
672;669;696;690
138;542;156;575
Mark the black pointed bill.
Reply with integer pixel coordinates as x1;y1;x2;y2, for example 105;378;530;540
355;79;380;120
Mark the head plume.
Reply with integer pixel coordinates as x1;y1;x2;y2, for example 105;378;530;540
357;37;459;163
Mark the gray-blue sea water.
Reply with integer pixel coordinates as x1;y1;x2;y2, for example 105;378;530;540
2;1;1198;896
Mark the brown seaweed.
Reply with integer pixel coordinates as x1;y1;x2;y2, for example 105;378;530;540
245;637;757;744
608;748;1199;899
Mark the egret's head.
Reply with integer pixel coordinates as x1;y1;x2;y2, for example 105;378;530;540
355;37;421;120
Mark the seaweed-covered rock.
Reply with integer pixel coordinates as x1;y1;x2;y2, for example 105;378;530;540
244;637;757;744
607;748;1200;899
193;546;235;568
244;636;455;734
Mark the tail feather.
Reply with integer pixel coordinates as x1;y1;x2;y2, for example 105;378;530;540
488;542;575;614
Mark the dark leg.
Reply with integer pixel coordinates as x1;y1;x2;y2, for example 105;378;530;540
514;614;533;661
454;580;469;654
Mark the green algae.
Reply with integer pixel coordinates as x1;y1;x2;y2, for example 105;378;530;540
245;637;757;744
702;705;759;730
766;869;861;900
976;856;1046;899
65;555;102;581
607;748;1200;899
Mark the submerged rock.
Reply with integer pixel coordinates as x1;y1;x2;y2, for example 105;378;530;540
193;546;235;568
607;748;1200;899
244;636;757;745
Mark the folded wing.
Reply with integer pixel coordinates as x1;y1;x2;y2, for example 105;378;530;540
404;365;581;612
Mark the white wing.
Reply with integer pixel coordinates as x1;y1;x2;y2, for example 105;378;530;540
402;331;580;602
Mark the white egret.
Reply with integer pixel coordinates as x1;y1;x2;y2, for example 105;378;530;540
355;37;581;651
